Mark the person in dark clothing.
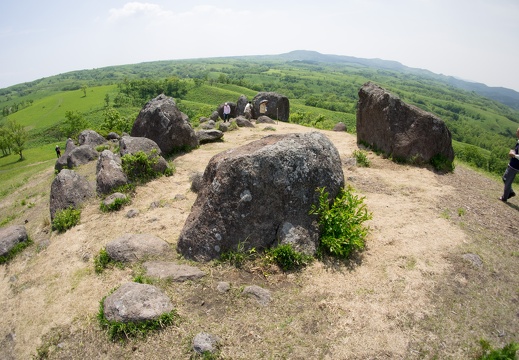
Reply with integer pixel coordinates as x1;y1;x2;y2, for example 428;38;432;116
499;127;519;202
55;145;61;158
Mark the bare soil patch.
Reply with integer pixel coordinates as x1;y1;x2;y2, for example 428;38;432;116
0;122;518;359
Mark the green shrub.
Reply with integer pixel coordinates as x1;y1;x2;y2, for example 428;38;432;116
310;186;372;259
95;144;110;152
94;248;124;274
121;150;168;183
352;149;370;167
100;196;130;212
0;237;33;264
430;153;455;172
97;295;179;341
264;244;313;271
477;339;519;359
51;207;81;233
219;240;257;268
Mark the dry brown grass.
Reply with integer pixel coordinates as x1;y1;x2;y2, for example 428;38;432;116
1;122;518;359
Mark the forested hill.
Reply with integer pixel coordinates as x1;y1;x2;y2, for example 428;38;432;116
268;50;519;110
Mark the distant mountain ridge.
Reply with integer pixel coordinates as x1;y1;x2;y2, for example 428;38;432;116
250;50;519;110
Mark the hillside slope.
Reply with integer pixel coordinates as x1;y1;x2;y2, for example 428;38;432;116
0;122;518;359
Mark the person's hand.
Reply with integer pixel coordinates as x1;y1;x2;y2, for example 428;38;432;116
509;150;516;157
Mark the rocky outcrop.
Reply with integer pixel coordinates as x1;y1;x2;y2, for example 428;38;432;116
356;82;454;165
131;94;198;155
49;169;94;220
236;95;248;117
96;150;128;195
252;92;290;121
0;225;28;258
119;136;170;175
177;132;344;261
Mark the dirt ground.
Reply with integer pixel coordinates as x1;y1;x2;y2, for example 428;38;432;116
0;121;518;359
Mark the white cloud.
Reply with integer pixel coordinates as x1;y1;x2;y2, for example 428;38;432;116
107;2;173;22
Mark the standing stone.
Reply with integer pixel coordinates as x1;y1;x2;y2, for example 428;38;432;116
49;169;94;220
356;82;454;165
252;92;290;121
131;94;198;155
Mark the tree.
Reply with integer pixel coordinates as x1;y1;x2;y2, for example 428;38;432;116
6;119;27;160
0;126;12;156
81;84;87;97
62;110;89;139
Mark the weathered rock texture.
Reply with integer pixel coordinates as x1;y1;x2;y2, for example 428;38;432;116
196;129;224;144
143;261;205;282
103;282;173;323
0;226;28;258
78;130;106;147
49;169;94;220
356;82;454;164
96;150;128;195
66;145;99;169
177;132;344;261
106;233;170;263
131;94;198;155
252;92;290;121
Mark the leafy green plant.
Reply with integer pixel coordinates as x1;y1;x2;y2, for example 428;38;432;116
430;153;455;172
51;207;81;233
219;240;257;268
477;339;519;359
95;144;110;152
94;248;124;274
0;237;33;264
100;195;130;212
310;186;372;259
97;296;179;341
121;150;172;183
264;244;313;271
352;149;370;167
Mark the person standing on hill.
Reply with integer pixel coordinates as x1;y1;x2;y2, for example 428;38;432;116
223;102;231;122
244;101;252;120
55;145;61;158
499;127;519;202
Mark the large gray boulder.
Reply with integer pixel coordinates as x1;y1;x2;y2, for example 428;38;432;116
106;233;170;263
196;129;224;144
0;225;28;258
356;82;454;165
49;169;94;220
103;282;174;323
78;130;106;147
96;150;128;195
252;92;290;121
66;145;99;169
131;94;198;155
177;132;344;261
236;95;249;117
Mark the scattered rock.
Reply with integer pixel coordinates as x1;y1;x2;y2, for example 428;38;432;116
256;115;276;124
143;261;205;282
462;253;483;268
0;225;28;258
190;172;204;193
196;129;224;144
105;234;170;263
235;116;255;128
333;122;347;132
103;282;174;323
101;193;128;209
66;145;99;169
126;209;140;218
216;282;230;293
193;332;221;355
242;285;272;306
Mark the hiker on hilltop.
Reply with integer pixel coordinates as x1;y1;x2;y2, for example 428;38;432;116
55;145;61;158
499;127;519;202
244;101;252;120
223;102;231;122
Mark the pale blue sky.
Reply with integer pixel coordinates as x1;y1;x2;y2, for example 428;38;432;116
1;0;518;91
